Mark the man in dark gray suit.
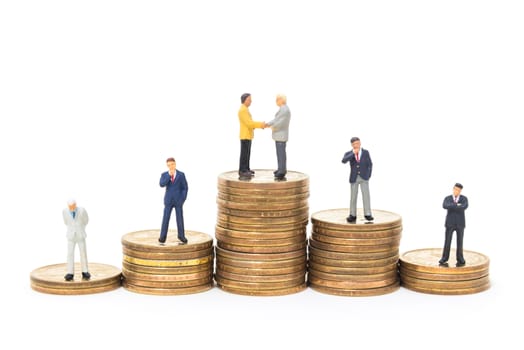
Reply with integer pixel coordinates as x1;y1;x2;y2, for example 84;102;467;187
439;183;468;267
266;94;291;180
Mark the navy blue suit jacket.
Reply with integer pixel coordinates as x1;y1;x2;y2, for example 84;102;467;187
443;195;468;228
160;170;188;207
341;149;372;183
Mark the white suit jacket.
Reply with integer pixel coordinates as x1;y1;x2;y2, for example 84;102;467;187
63;207;89;240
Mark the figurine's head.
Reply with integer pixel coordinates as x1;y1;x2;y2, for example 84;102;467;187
453;183;463;197
67;199;77;212
351;137;361;151
166;157;176;172
276;94;287;106
241;93;251;107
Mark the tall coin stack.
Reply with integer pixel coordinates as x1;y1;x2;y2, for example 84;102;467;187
215;170;309;296
121;230;214;295
308;209;402;296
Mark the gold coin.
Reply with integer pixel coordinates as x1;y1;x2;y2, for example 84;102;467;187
308;261;398;275
216;218;308;232
30;262;121;290
401;282;490;295
215;274;305;290
216;255;306;269
217;191;310;203
308;245;398;260
121;230;213;253
215;231;306;247
122;268;212;282
308;268;398;282
122;246;213;260
399;248;490;274
311;209;402;231
309;254;399;268
31;282;121;295
401;274;490;289
308;274;398;289
217;170;309;189
215;246;306;261
216;262;306;276
123;254;213;267
313;226;403;239
309;281;400;297
216;226;306;240
399;265;489;281
311;231;402;246
123;281;214;295
217;198;309;211
217;283;307;296
217;212;309;225
217;240;307;254
122;260;212;275
216;270;305;283
218;186;309;196
123;275;213;288
217;206;309;218
309;238;400;253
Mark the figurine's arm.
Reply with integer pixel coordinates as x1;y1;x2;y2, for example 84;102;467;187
368;153;373;178
341;151;354;164
458;197;468;210
443;196;456;210
239;109;265;129
266;108;289;130
159;172;170;187
82;209;89;226
181;174;188;202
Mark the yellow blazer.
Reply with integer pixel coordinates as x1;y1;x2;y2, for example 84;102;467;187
238;104;264;140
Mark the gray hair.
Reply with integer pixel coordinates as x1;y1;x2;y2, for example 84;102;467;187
67;198;76;205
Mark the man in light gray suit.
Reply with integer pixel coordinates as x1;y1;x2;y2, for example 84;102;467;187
266;94;291;180
62;199;90;281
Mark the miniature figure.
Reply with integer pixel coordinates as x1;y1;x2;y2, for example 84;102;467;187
266;94;291;181
62;199;90;281
342;137;374;222
159;157;188;245
439;183;468;267
238;93;266;180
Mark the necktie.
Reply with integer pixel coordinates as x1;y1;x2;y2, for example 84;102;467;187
72;211;76;219
171;175;174;183
355;152;359;162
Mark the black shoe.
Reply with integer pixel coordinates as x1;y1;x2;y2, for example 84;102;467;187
456;261;466;267
346;215;356;223
438;260;449;267
238;171;252;180
178;236;188;245
274;175;286;181
158;238;166;245
82;272;91;280
249;170;255;175
365;215;374;221
273;170;278;175
64;274;74;281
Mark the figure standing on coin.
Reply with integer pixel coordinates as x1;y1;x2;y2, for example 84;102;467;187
62;199;90;281
439;183;468;267
159;157;188;245
238;93;266;180
342;137;374;222
266;94;291;181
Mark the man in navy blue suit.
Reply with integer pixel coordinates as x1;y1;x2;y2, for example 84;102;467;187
342;137;373;222
439;183;468;267
159;157;188;245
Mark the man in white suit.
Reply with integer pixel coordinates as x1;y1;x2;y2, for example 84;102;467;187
266;94;291;180
62;199;90;281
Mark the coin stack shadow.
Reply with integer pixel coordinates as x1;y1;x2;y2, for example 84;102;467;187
121;230;214;295
215;170;309;296
308;209;402;296
399;248;490;295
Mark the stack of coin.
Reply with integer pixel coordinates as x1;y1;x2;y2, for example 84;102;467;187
30;263;121;295
399;248;490;295
215;170;309;296
308;208;402;296
121;230;214;295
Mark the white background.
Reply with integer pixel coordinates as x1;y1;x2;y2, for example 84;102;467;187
1;1;523;349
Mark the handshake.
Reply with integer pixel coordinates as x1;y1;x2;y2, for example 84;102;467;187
261;122;271;129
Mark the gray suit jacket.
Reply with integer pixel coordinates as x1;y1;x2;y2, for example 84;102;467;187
63;207;89;240
267;104;291;142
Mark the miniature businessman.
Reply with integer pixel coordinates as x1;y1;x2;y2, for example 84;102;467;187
342;137;374;222
266;94;291;181
62;199;90;281
238;93;266;179
159;157;188;245
439;183;468;267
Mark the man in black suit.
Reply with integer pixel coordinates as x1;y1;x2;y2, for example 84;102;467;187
439;183;468;266
159;157;188;245
342;137;373;222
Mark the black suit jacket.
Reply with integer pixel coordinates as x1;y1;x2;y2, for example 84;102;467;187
160;170;188;207
342;149;372;183
443;195;468;228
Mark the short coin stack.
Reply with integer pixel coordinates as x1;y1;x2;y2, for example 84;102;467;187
215;170;309;296
399;248;490;295
308;209;402;296
121;230;214;295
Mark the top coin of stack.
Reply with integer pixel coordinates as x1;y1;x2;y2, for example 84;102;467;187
215;170;309;296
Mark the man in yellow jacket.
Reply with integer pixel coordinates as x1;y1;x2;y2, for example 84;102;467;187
238;93;266;179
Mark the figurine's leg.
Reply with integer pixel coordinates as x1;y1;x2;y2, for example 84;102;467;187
440;227;454;263
175;205;185;240
78;239;88;273
159;206;173;242
246;140;252;172
66;239;75;274
275;141;287;176
361;179;371;216
349;182;359;217
239;140;250;173
456;227;465;264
